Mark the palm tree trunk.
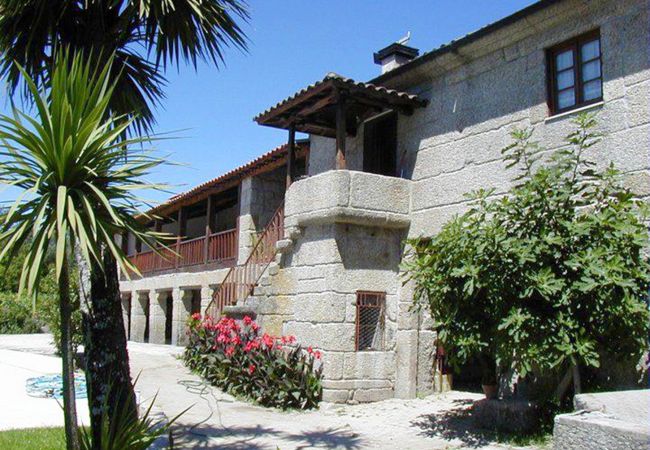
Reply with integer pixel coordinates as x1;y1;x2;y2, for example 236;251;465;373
84;245;137;446
59;256;80;450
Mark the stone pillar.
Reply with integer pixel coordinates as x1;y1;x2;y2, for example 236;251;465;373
120;293;131;341
172;288;194;346
201;285;214;314
131;291;149;343
394;278;420;398
237;178;256;264
150;290;168;345
395;330;419;398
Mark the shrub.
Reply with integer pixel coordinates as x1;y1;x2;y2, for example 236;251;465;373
0;292;42;334
183;314;322;409
404;113;650;398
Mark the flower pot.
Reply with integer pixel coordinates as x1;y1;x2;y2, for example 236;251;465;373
482;384;498;399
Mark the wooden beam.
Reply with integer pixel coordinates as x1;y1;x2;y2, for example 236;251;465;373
286;125;296;189
204;195;215;264
294;94;337;119
335;94;347;170
176;207;187;268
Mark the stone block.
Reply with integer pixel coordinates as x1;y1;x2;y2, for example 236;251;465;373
321;351;344;380
284;322;355;351
342;352;396;380
352;388;394;403
626;80;650;128
321;389;350;403
257;314;285;337
293;293;347;323
349;171;410;214
411;159;512;212
473;399;541;434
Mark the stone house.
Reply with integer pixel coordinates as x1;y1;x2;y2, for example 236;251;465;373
120;0;650;403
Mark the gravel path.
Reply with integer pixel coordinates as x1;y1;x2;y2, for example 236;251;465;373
0;334;544;449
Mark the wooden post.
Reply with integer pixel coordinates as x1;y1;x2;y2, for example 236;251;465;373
153;219;162;270
286;125;296;189
121;231;129;254
335;93;347;170
204;195;215;264
176;208;186;268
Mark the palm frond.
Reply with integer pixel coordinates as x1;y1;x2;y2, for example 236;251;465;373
0;50;170;293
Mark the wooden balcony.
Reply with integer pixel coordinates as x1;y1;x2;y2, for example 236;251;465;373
127;228;238;276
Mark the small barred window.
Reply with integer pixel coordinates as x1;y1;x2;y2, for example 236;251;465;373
355;291;385;351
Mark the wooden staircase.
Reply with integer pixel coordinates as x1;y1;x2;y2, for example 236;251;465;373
205;205;285;318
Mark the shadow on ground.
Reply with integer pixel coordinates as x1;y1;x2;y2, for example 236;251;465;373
172;424;364;449
411;397;496;448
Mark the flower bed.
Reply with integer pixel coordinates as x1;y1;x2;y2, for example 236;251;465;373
183;314;323;409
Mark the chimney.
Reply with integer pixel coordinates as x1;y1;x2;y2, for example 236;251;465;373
373;41;419;74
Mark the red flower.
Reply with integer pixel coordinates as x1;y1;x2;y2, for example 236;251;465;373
191;313;202;321
261;333;274;349
307;346;313;354
225;346;235;357
314;351;322;359
243;316;253;326
248;364;256;375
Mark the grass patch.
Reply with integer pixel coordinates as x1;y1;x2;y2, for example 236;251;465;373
0;427;65;450
495;430;553;448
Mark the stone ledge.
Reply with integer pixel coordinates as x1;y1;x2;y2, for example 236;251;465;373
553;411;650;450
285;170;412;230
287;206;410;229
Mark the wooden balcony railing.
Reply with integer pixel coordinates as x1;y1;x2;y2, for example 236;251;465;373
127;228;238;275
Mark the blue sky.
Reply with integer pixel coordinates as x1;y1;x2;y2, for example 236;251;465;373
0;0;535;206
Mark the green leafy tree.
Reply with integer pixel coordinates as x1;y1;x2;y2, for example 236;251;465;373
0;53;165;450
404;114;650;398
0;0;248;132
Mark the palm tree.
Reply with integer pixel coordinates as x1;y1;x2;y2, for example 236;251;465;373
0;52;166;450
0;0;248;133
0;2;248;444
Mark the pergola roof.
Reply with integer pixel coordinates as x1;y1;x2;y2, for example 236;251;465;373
254;73;426;137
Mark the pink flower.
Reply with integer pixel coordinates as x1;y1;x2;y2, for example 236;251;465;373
225;346;235;357
191;313;202;321
248;364;256;375
307;346;313;354
314;351;322;360
243;316;253;326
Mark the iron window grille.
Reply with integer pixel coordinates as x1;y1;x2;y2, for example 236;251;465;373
547;30;602;115
355;291;386;351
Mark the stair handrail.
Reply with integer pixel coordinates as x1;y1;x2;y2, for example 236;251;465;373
205;204;285;318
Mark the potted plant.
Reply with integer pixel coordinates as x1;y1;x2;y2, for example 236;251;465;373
479;355;498;399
